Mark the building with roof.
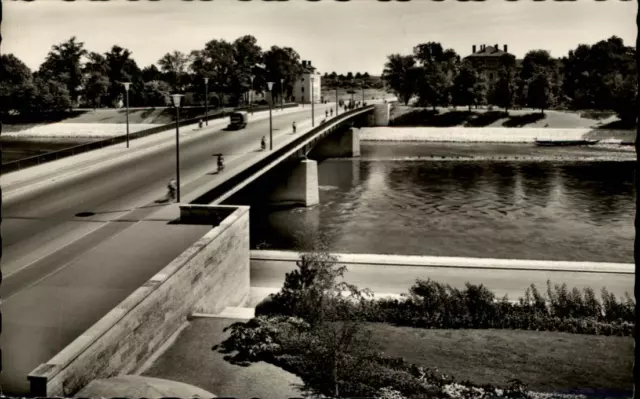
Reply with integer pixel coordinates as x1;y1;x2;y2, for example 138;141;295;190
464;44;513;84
293;60;321;104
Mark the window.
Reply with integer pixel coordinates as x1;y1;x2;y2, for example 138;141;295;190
301;87;305;92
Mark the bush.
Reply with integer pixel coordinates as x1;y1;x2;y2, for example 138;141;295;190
359;279;634;336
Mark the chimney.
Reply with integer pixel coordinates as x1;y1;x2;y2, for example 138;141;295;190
472;45;476;53
481;44;485;51
494;44;499;52
504;44;508;53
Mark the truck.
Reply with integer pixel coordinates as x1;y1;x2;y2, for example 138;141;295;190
227;111;248;130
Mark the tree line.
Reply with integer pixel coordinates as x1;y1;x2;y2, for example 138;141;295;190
321;71;385;91
382;37;636;124
0;35;311;117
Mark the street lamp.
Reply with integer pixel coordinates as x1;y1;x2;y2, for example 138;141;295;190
280;78;284;111
122;82;131;148
171;94;184;202
249;75;255;113
311;76;315;127
204;77;209;126
361;82;365;106
335;86;339;116
267;81;274;150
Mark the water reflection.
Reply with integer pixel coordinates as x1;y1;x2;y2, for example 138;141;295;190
229;144;635;263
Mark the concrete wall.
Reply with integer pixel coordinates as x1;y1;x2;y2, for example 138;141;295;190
374;104;391;126
311;127;361;158
359;127;636;143
28;205;251;397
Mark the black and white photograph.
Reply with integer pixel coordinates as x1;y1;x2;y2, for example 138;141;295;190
0;0;638;397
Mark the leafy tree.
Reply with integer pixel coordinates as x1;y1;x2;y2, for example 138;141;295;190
527;72;555;113
382;54;418;105
363;72;370;79
141;64;162;83
37;36;87;106
82;52;109;108
84;73;109;109
32;77;73;113
452;61;484;111
141;80;171;107
157;50;192;92
416;62;449;110
231;35;263;105
355;72;362;79
330;71;337;78
0;54;36;116
191;39;235;106
346;72;354;80
489;54;517;112
263;46;302;101
104;45;143;107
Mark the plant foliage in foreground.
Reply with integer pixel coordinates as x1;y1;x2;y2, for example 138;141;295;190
216;249;617;398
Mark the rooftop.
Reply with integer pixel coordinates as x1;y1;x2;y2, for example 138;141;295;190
465;45;510;58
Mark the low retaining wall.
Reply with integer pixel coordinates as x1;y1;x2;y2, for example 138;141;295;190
359;127;636;143
28;205;251;397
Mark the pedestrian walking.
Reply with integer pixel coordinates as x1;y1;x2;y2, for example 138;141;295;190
292;121;297;133
325;110;328;118
330;108;333;116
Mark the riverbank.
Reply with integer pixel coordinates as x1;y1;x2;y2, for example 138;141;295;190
359;127;636;144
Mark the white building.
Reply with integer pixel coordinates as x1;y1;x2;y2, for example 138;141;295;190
293;60;321;104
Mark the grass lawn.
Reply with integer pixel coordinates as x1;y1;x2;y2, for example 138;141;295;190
367;323;632;395
389;105;629;129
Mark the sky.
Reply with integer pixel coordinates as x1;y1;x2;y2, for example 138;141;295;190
2;0;637;76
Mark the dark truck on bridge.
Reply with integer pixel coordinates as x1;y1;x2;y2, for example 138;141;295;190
227;111;248;130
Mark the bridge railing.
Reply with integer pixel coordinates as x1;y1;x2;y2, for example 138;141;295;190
1;103;299;175
191;104;375;205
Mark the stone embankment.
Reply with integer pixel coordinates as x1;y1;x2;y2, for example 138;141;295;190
360;127;635;144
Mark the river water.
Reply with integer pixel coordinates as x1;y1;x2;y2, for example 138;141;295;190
228;142;636;263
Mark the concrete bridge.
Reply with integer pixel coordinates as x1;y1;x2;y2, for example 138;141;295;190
1;101;391;396
184;103;391;208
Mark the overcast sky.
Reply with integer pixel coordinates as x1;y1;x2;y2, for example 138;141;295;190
3;0;636;75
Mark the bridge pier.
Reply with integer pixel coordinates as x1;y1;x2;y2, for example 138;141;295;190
311;127;360;159
269;159;320;207
371;103;391;126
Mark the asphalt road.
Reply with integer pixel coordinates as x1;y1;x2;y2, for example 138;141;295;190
0;105;333;395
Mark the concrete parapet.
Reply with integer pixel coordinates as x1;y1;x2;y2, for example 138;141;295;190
28;206;251;397
311;127;361;159
270;159;319;207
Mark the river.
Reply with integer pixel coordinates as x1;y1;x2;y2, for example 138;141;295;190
226;142;636;263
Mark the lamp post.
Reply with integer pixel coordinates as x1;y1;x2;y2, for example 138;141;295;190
171;94;184;202
280;78;284;111
311;76;315;127
122;82;131;148
335;87;339;116
204;78;209;126
267;81;274;150
249;75;255;114
361;83;365;106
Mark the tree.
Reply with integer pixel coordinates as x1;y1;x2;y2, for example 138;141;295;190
104;45;143;107
157;50;192;92
191;39;236;107
255;236;374;398
32;77;73;113
382;54;418;105
141;64;162;83
37;36;87;106
84;73;109;109
527;72;555;113
263;46;303;102
0;54;36;116
141;80;171;107
82;52;109;108
232;35;263;105
346;72;354;80
363;72;370;79
490;54;517;112
452;61;484;111
416;62;449;110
